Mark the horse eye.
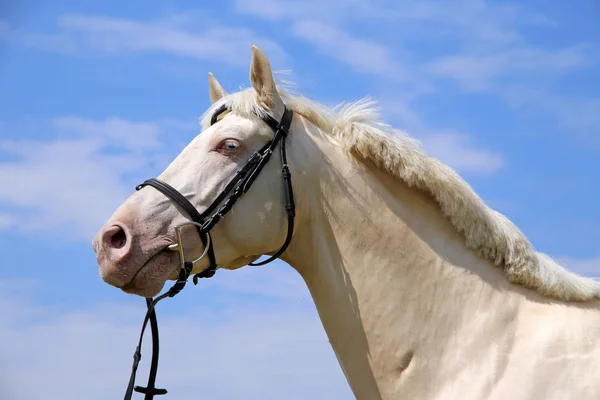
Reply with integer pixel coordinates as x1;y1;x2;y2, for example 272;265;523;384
217;139;241;154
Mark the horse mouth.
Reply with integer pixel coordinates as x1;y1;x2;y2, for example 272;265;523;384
121;244;178;297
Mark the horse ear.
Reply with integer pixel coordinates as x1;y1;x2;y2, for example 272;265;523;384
208;72;228;104
249;45;283;109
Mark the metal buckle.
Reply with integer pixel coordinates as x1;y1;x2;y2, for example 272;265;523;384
249;151;261;163
278;124;289;136
167;221;211;272
216;199;231;218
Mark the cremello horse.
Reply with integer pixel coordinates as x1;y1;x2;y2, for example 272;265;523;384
93;45;600;399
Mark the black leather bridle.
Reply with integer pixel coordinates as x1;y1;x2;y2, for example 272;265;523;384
122;104;296;400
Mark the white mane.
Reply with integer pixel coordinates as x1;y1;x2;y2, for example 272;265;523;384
200;86;600;302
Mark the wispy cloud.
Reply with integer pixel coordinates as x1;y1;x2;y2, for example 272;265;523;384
234;0;599;137
380;98;504;175
54;116;162;149
234;0;398;24
1;277;352;399
20;14;287;67
528;13;558;28
499;86;600;141
210;264;312;302
234;0;421;85
291;20;406;79
380;0;523;47
235;0;508;173
232;0;529;61
425;46;588;92
0;212;11;230
0;19;8;38
556;256;600;278
420;131;504;175
233;0;531;46
0;116;192;239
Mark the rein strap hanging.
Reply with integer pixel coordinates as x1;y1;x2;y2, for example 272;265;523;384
123;106;295;400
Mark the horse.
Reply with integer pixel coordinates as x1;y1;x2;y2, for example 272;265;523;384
93;45;600;399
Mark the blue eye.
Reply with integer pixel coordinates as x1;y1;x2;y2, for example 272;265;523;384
224;140;239;151
217;139;241;154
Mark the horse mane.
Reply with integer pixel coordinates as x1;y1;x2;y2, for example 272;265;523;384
200;85;600;302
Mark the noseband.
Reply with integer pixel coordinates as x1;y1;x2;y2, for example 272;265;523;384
123;105;296;400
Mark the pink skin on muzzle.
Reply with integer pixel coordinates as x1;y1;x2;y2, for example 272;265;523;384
92;204;180;298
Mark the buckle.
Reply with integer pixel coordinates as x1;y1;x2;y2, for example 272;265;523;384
248;151;261;164
278;124;289;136
216;199;231;218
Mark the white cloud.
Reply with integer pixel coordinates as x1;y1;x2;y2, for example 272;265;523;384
383;0;522;47
556;256;600;278
0;116;191;240
235;0;599;136
234;0;389;24
291;20;407;80
209;262;313;301
425;46;588;92
528;14;558;28
234;0;420;85
233;0;524;46
233;0;525;50
551;98;600;137
0;19;8;38
0;212;12;230
0;276;352;400
502;87;600;138
241;2;508;170
54;116;162;149
380;98;504;175
420;131;504;175
21;14;287;67
378;97;424;128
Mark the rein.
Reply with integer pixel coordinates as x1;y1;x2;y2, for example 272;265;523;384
123;105;296;400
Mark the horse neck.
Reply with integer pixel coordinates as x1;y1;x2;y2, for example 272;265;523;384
281;128;528;398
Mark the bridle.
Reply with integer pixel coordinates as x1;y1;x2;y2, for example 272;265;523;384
122;104;296;400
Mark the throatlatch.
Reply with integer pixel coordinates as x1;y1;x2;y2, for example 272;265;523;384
123;106;295;400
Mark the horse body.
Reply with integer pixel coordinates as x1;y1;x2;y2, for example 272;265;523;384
93;45;600;399
281;127;600;398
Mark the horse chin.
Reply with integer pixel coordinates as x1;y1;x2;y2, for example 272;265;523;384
121;250;179;298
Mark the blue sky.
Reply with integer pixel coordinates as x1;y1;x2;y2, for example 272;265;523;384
0;0;599;398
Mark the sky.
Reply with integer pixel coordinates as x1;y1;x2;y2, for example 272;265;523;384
0;0;599;398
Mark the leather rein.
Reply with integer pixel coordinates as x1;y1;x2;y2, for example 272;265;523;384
122;104;296;400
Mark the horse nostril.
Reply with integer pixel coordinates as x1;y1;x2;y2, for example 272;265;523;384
109;226;127;249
